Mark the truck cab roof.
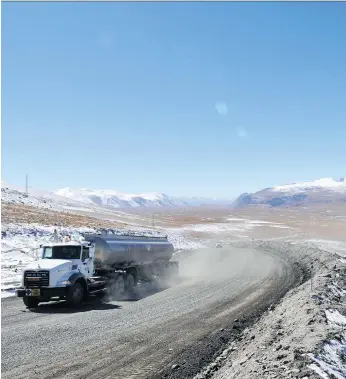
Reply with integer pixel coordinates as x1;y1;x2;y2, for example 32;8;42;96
41;240;91;248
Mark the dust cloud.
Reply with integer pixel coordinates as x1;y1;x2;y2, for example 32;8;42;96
177;247;273;283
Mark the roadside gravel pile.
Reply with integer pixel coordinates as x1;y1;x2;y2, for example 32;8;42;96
195;240;346;379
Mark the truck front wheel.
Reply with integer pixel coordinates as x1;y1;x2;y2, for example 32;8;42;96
23;296;39;308
66;283;84;307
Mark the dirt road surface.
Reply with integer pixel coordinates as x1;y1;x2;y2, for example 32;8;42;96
1;247;298;379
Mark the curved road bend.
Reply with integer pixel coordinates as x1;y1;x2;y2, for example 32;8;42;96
1;247;293;379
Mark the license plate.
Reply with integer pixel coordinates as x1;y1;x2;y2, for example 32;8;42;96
31;289;40;296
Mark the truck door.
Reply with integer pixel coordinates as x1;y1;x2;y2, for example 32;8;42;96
80;247;93;278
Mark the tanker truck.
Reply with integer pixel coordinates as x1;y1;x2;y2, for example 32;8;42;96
16;234;178;308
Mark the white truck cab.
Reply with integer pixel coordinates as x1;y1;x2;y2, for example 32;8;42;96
16;239;96;308
215;242;222;248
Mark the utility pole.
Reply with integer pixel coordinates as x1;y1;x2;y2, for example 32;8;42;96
25;174;29;195
310;262;313;291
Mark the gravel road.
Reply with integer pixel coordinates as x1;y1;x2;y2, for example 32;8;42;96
1;247;297;379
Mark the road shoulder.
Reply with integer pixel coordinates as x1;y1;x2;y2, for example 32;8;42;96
196;240;346;379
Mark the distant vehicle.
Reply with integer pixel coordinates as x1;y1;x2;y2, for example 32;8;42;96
16;234;178;309
216;242;222;248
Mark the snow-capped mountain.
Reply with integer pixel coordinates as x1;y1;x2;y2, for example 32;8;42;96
1;181;231;210
272;178;346;193
54;187;188;208
53;188;232;208
233;178;346;208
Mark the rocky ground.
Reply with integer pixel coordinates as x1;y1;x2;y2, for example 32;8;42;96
1;203;130;228
193;240;346;379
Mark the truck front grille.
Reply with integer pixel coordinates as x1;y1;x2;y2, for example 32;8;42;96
24;271;50;288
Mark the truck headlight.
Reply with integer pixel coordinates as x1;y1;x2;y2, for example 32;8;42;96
56;280;72;287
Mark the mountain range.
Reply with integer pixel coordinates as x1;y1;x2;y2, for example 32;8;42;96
232;178;346;208
2;177;345;210
53;188;231;208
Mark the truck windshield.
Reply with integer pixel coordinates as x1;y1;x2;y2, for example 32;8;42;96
42;246;81;260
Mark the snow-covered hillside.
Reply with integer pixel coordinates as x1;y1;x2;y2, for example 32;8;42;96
1;182;115;214
233;178;346;208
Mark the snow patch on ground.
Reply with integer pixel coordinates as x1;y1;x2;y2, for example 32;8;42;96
307;280;346;379
182;223;248;233
308;335;346;379
227;218;275;224
325;309;346;326
181;218;292;234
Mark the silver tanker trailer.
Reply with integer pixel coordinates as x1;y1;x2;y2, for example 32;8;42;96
16;233;178;309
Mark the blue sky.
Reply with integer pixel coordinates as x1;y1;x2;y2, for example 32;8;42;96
2;2;346;198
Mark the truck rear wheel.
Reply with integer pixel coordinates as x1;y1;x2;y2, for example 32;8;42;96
23;296;39;308
169;262;179;283
125;273;135;294
66;283;84;307
108;275;125;300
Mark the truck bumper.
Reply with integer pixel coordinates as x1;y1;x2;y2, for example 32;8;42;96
16;287;69;299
